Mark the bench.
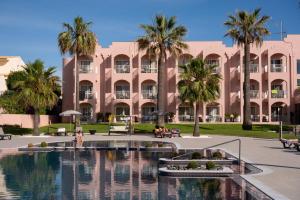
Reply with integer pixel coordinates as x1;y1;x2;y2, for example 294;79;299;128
108;126;129;135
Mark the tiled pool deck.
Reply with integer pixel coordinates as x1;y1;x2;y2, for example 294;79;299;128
0;134;299;200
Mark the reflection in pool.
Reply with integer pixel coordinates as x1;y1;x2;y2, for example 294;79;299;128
0;150;271;200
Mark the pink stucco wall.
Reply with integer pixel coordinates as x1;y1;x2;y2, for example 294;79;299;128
0;114;58;128
62;34;300;124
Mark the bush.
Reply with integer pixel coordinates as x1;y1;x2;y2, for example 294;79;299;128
206;161;216;170
28;143;34;148
212;151;223;159
191;152;203;159
187;161;198;169
40;141;48;147
158;143;164;147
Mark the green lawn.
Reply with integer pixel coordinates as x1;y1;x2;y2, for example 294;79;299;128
36;123;297;139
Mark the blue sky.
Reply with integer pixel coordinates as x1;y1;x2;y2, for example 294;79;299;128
0;0;299;77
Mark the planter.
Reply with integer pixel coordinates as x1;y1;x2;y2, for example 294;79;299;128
89;129;96;135
159;167;233;177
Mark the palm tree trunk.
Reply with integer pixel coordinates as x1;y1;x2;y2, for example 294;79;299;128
193;102;200;137
242;43;252;130
157;50;165;127
33;108;40;136
74;54;80;127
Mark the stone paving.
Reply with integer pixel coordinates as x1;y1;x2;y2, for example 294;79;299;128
0;133;299;200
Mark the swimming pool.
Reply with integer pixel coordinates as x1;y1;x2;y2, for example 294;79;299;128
0;141;272;199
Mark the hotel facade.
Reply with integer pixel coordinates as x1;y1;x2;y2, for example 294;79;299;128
62;34;300;124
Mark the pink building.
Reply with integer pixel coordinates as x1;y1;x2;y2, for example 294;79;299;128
62;34;300;124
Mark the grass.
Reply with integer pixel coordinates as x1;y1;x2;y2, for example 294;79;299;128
36;123;298;139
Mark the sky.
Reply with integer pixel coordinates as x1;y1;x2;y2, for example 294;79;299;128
0;0;299;77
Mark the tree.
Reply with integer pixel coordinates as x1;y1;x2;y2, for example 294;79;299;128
178;58;221;137
58;16;97;126
0;91;25;114
224;8;270;130
13;60;60;135
137;15;188;127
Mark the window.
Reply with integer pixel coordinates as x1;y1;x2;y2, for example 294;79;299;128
297;79;300;87
297;60;300;74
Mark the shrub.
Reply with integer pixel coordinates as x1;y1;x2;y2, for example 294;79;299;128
28;143;34;148
206;161;216;170
187;161;198;169
144;142;152;147
40;141;48;147
212;151;223;159
158;143;164;147
191;152;203;159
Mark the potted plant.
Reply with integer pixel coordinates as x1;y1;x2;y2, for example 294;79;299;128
225;113;231;122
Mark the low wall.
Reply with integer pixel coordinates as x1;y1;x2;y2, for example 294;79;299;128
0;114;59;128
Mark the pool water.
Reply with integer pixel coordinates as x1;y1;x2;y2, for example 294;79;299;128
0;149;272;199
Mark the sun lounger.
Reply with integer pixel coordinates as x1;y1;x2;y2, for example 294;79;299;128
280;139;298;149
56;128;66;136
294;143;300;151
171;128;181;137
0;127;12;140
109;125;129;135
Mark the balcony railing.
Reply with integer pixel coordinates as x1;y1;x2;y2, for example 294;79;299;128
243;64;259;73
79;65;92;73
142;90;157;99
251;115;260;122
81;114;92;122
141;115;157;122
141;65;157;73
271;90;287;98
206;115;222;122
212;67;221;74
178;115;194;122
271;114;287;122
250;90;259;98
79;91;93;100
249;64;259;73
115;65;130;73
271;64;286;72
115;91;130;99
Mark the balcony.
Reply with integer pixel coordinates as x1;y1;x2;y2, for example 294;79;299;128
250;90;259;99
271;90;287;98
243;64;259;73
141;65;157;73
178;115;194;122
141;115;157;122
251;115;260;122
79;65;92;73
206;115;222;122
115;91;130;99
249;64;259;73
212;67;221;74
271;64;286;72
142;90;157;99
79;91;93;100
271;114;287;122
115;65;130;73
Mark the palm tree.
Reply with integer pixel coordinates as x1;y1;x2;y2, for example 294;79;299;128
178;58;221;136
137;15;188;127
13;60;60;136
224;8;270;130
58;16;97;126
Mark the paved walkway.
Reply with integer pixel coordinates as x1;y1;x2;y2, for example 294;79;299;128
0;134;299;200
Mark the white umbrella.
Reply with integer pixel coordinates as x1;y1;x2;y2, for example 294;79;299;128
59;110;82;133
59;110;82;117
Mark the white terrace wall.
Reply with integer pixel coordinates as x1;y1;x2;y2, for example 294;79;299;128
0;114;59;128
